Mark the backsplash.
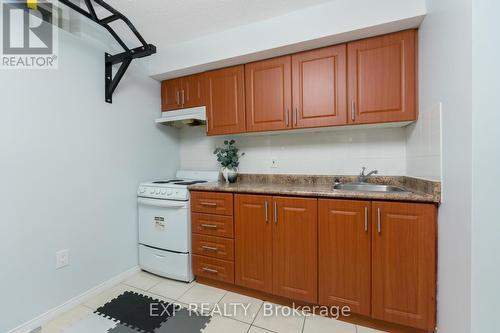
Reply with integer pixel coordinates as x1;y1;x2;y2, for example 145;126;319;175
179;126;408;175
405;102;442;181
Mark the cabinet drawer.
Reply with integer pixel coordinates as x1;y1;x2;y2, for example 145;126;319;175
191;191;233;216
192;234;234;261
192;213;234;238
192;255;234;284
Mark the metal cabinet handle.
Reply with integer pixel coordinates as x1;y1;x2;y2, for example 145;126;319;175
274;202;278;224
200;202;217;207
377;208;381;233
202;245;218;252
181;90;185;105
202;267;218;274
201;224;217;229
294;107;298;126
176;90;180;105
364;207;368;232
351;100;356;121
265;201;269;223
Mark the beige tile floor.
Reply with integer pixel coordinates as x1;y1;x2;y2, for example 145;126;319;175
42;271;388;333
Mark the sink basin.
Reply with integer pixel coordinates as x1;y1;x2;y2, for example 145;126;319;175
333;182;408;193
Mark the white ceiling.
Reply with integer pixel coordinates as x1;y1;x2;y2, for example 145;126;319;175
99;0;333;47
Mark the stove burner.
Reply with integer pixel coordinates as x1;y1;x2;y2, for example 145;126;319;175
152;179;183;184
173;180;208;185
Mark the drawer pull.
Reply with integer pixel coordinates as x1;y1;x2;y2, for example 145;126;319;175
201;224;217;229
202;245;218;252
202;267;218;274
200;202;217;207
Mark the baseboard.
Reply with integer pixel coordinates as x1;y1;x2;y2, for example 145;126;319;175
8;266;141;333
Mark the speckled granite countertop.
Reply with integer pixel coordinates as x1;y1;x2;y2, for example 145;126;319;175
188;174;441;203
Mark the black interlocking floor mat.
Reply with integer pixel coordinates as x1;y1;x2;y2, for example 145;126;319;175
95;291;177;333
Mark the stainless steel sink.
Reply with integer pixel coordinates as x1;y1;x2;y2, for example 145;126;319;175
333;182;408;193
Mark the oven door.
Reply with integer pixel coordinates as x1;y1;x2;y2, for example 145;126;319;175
138;197;190;253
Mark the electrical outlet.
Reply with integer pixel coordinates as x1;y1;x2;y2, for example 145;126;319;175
56;249;69;269
271;159;278;169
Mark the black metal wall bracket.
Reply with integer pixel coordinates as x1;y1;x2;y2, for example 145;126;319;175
59;0;157;103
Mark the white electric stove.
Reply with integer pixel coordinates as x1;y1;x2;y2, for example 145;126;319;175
137;170;218;282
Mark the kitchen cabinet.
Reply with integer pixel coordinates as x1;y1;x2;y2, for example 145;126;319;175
292;45;347;128
234;194;273;294
318;199;371;315
191;191;233;216
191;190;437;331
245;56;292;132
161;78;183;111
235;194;317;303
182;73;205;108
162;29;418;133
191;191;235;284
205;65;246;135
371;201;436;331
347;30;417;124
273;196;318;303
161;74;205;111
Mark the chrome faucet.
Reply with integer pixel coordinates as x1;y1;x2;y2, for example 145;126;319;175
359;167;378;183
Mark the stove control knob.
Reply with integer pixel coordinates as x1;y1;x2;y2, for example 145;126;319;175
155;188;161;194
166;188;173;195
160;189;166;195
149;188;155;194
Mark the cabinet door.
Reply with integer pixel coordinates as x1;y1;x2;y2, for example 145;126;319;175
273;197;318;303
292;45;347;128
372;201;436;331
182;73;205;108
235;194;273;293
161;78;183;111
318;199;371;315
205;66;246;135
245;56;292;132
348;30;417;124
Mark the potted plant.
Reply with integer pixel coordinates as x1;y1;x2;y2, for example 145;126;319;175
213;139;245;183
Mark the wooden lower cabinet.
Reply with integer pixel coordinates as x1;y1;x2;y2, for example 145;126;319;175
371;201;437;331
318;199;371;315
234;194;273;294
234;194;318;303
192;254;234;284
273;196;318;303
195;192;437;331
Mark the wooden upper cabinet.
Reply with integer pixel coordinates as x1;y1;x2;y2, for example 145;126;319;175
273;197;318;304
161;78;183;111
182;73;205;108
234;194;273;294
348;29;417;124
205;65;246;135
161;74;205;111
371;201;436;331
292;45;347;128
245;56;292;132
318;199;371;316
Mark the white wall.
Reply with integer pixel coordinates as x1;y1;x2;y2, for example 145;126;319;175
405;103;442;181
471;0;500;331
149;0;426;79
179;126;407;175
415;0;472;332
0;31;179;332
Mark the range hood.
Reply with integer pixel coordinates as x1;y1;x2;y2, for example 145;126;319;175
155;106;207;128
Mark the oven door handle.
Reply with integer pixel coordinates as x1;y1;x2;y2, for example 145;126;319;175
138;197;187;208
